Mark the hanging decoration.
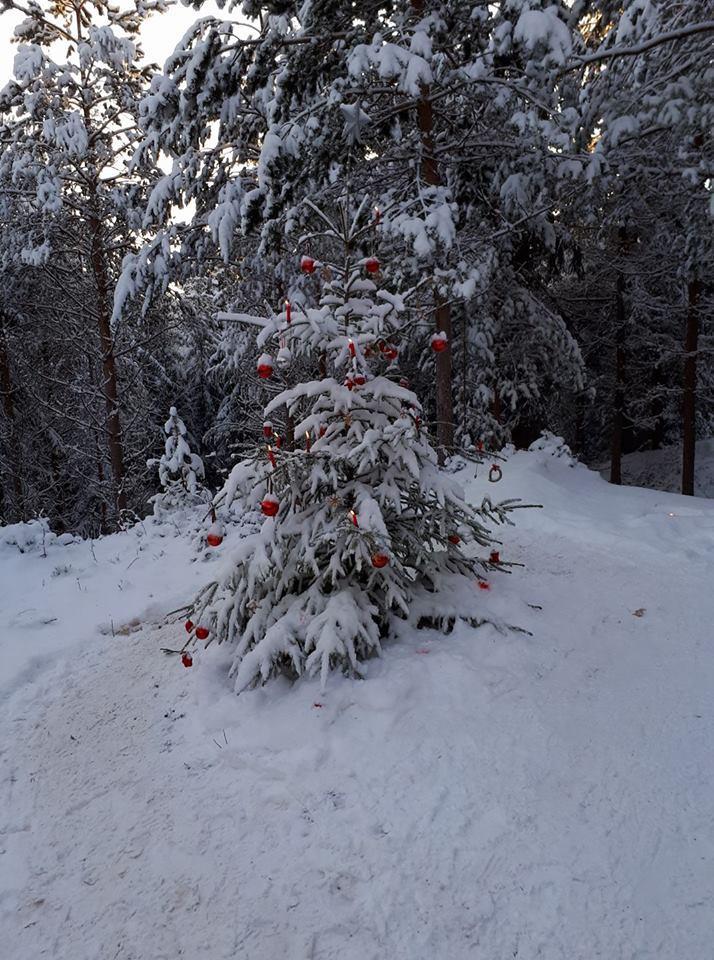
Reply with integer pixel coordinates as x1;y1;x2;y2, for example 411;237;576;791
301;255;316;274
261;493;280;516
257;353;274;379
181;652;193;668
195;626;209;640
371;552;389;568
365;257;380;274
488;464;503;483
430;331;448;353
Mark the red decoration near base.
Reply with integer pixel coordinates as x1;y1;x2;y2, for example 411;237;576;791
181;652;193;668
478;581;490;591
261;495;279;517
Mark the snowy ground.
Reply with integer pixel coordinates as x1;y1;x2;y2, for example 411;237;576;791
597;437;714;498
1;444;713;959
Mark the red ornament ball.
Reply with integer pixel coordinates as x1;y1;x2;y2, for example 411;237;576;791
344;378;354;391
261;494;279;517
256;353;273;379
185;619;194;633
300;255;316;274
478;581;490;591
365;257;380;274
206;520;224;548
384;345;398;361
195;626;209;640
181;652;193;668
448;534;461;545
489;550;501;564
354;374;366;387
430;332;448;353
371;553;390;569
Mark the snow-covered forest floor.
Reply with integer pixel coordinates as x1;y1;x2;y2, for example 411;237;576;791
2;443;713;960
597;438;714;499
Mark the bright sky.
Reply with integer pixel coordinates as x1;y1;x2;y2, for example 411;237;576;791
0;2;225;84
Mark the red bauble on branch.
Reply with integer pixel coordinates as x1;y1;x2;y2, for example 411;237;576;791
365;257;380;274
430;331;448;353
185;619;194;633
300;255;316;274
489;550;500;564
448;534;460;545
181;652;193;668
206;521;224;548
371;552;390;569
261;493;279;517
383;345;398;361
263;421;273;439
344;377;354;391
354;374;366;387
195;626;209;640
257;353;274;379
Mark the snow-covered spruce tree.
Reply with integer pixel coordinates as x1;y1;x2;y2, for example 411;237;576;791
148;406;207;517
187;200;517;691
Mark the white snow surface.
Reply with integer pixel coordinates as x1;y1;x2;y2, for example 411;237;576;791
597;438;714;499
1;446;713;959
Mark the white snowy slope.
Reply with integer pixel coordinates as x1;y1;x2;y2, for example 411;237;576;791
597;438;714;499
1;442;713;960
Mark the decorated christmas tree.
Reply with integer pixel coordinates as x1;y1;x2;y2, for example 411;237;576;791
148;406;207;517
186;200;516;691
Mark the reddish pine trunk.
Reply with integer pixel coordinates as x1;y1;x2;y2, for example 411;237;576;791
610;230;627;486
681;279;701;496
412;0;453;462
88;211;127;519
0;319;25;517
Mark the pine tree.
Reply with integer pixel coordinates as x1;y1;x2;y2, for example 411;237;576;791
148;406;206;516
0;0;166;526
185;200;517;692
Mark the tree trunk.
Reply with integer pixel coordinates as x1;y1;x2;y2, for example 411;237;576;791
610;229;627;485
411;0;453;462
681;279;701;496
0;319;25;518
88;209;127;520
